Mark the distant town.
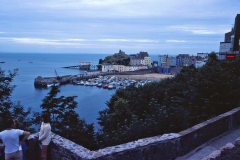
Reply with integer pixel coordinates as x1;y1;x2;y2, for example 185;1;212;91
77;14;238;74
65;14;240;75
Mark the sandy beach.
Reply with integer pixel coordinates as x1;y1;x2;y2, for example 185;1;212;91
108;73;174;81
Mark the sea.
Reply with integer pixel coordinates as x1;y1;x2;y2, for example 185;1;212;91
0;53;159;130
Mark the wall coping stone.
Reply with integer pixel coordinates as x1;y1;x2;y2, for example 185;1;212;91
27;107;240;160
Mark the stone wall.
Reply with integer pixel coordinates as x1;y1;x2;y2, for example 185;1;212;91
27;107;240;160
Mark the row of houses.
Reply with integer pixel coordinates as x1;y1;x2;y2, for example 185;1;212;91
158;53;208;68
101;64;148;72
129;56;151;66
158;14;240;69
101;51;152;72
102;53;207;74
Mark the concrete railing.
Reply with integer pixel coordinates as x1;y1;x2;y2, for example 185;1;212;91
27;107;240;160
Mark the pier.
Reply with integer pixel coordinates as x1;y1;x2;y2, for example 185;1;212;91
34;74;102;88
62;64;99;70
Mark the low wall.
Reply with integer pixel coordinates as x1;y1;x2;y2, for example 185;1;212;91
27;107;240;160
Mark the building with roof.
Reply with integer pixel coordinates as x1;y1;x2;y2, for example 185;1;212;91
219;14;240;59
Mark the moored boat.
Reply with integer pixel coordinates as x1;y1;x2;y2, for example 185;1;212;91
108;84;113;89
80;80;85;85
97;83;102;87
102;84;108;89
54;82;60;86
47;83;54;87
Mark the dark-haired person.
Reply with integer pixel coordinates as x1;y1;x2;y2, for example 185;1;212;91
0;119;30;160
38;113;51;160
14;119;28;160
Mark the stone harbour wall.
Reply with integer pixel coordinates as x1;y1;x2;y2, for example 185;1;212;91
27;107;240;160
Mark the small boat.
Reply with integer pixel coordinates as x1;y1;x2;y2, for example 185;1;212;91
0;61;5;63
47;83;54;88
80;81;85;85
97;83;102;87
92;82;97;86
54;82;60;86
102;84;108;89
108;84;114;89
75;81;81;85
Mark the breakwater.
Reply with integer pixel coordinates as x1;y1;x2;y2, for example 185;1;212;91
63;64;100;70
34;74;100;88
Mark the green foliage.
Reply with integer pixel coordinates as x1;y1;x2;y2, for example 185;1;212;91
96;56;240;148
100;52;130;65
37;86;97;150
0;68;34;132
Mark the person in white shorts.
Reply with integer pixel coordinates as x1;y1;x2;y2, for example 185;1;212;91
0;119;30;160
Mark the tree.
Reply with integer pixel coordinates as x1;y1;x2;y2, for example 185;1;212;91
0;68;34;132
96;56;240;148
36;86;97;149
101;51;130;65
207;51;219;66
97;59;103;70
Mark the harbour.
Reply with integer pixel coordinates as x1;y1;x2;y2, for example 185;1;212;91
33;68;158;89
1;53;159;128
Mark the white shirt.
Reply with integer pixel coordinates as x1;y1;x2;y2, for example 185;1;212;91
0;129;24;154
39;122;51;145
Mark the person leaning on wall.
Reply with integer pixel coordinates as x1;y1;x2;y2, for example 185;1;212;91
0;118;30;160
14;119;28;160
38;113;51;160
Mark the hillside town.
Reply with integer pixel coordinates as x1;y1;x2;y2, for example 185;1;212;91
96;14;240;75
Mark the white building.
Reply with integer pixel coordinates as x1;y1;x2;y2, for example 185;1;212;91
79;62;90;65
101;64;148;72
102;65;114;72
144;57;151;66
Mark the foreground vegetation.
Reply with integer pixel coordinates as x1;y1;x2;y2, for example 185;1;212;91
215;144;240;160
0;69;35;133
1;53;240;150
0;68;97;149
96;53;240;147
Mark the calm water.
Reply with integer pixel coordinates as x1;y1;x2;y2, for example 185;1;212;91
0;53;159;129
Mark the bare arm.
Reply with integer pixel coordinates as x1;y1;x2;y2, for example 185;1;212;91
19;131;30;145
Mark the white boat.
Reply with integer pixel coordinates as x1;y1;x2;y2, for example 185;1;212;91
97;83;102;87
80;81;85;85
92;82;97;86
108;84;114;89
54;82;60;86
47;83;54;87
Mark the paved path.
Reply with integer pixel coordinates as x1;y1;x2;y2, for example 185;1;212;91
176;127;240;160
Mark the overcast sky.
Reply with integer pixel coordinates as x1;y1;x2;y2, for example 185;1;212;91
0;0;239;55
